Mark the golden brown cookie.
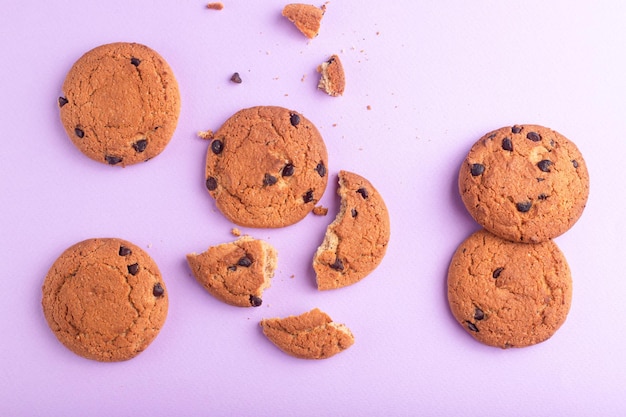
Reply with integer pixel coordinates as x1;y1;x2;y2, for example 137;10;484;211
458;124;589;243
58;42;181;166
260;308;354;359
317;54;345;97
314;171;390;290
447;229;572;348
186;236;278;307
205;106;329;228
282;3;325;39
42;238;168;361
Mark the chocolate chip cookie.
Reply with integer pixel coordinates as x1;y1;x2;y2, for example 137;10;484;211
58;42;181;166
447;229;572;348
205;106;329;228
42;238;168;361
458;124;589;243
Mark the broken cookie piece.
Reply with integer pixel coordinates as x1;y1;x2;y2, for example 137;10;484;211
260;308;354;359
186;236;277;307
313;170;390;290
282;3;325;39
317;54;345;97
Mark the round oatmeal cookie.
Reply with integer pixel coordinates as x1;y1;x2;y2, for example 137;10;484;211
58;42;181;166
458;124;589;243
42;238;168;361
205;106;328;228
447;229;572;349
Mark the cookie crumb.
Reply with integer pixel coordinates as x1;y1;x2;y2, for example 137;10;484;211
231;228;241;237
313;205;328;216
230;72;242;84
366;105;372;110
198;130;214;140
317;54;345;97
206;2;224;10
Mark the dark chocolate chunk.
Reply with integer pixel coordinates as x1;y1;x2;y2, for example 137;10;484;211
58;97;68;107
249;295;263;307
330;257;344;271
502;138;513;151
132;139;148;153
526;131;541;142
230;72;242;84
263;173;277;186
538;193;548;200
351;208;358;218
470;163;485;176
303;190;314;203
511;125;523;134
474;308;485;321
466;321;479;332
315;162;326;177
130;57;141;67
537;177;545;182
516;201;532;212
572;159;579;169
206;176;218;191
127;263;139;276
227;265;237;272
492;267;504;279
237;255;253;267
153;283;165;297
119;246;132;256
537;160;552;172
211;139;224;155
356;188;369;199
282;163;294;177
105;155;123;165
75;127;84;138
289;113;300;126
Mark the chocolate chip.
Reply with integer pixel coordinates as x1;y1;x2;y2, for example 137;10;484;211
263;173;277;186
303;190;314;203
516;201;532;212
538;193;548;200
227;265;237;272
131;57;141;66
511;125;523;134
105;155;123;165
132;139;148;153
330;257;344;271
537;177;545;182
356;188;369;199
211;139;224;155
351;208;358;218
119;246;132;256
474;308;485;321
237;255;253;267
75;127;84;138
470;163;485;176
537;160;552;172
230;72;242;84
58;97;68;107
492;267;504;279
206;176;218;191
572;159;579;168
249;295;263;307
315;162;326;177
153;283;165;297
526;131;541;142
282;163;295;177
466;321;479;332
502;138;513;151
290;113;300;126
127;263;139;275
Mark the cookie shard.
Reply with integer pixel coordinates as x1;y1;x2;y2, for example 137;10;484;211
447;229;572;349
282;3;324;39
260;308;354;359
41;238;168;362
186;236;278;307
314;170;390;290
317;54;345;97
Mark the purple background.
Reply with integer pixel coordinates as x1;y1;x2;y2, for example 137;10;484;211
1;1;624;416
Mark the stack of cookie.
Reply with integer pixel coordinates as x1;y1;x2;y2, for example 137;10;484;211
448;124;589;348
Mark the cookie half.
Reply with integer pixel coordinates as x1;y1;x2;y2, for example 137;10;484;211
205;106;329;228
58;42;181;166
314;171;390;290
260;308;354;359
458;124;589;243
186;236;278;307
42;238;168;361
447;229;572;348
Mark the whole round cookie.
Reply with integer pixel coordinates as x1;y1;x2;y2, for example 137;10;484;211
42;238;168;361
447;229;572;348
458;124;589;243
205;106;328;228
58;42;181;166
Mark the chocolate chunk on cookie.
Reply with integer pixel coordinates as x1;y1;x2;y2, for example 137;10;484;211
314;171;390;290
260;308;354;359
317;54;345;97
205;106;328;228
282;3;325;39
41;238;168;361
186;236;278;307
447;229;572;348
458;124;589;243
59;42;181;166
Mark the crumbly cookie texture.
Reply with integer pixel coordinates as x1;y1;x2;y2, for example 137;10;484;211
459;124;589;243
58;42;180;167
42;238;168;361
282;3;325;39
314;171;390;290
317;54;345;97
260;308;354;359
205;106;328;228
186;236;277;307
447;229;572;348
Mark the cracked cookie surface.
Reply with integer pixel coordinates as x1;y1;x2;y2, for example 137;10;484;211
260;308;354;359
459;124;589;243
205;106;328;228
58;42;181;166
314;171;390;290
41;238;168;361
186;236;277;307
447;229;572;348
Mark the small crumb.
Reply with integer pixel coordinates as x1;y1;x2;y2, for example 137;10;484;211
206;2;224;10
290;274;295;279
366;105;372;110
230;72;242;84
231;228;241;237
147;243;153;249
197;130;214;140
301;74;307;82
313;206;329;216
